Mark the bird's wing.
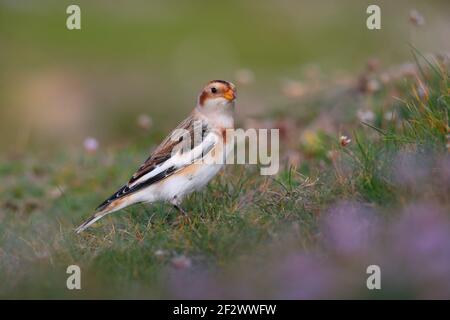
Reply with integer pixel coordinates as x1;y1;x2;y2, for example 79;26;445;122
95;114;216;211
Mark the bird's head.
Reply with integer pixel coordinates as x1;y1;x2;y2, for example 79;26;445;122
197;80;236;110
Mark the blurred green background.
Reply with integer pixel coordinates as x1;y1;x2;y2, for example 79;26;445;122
1;0;449;152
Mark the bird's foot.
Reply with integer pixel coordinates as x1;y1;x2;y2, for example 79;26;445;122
173;204;188;216
172;205;191;226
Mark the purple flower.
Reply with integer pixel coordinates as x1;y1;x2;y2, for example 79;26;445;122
321;201;378;255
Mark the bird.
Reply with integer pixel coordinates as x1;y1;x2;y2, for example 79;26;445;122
75;80;237;233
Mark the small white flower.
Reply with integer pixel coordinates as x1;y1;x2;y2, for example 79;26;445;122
340;135;351;147
137;114;153;131
83;137;99;153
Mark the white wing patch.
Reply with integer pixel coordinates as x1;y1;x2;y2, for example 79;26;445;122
128;132;218;188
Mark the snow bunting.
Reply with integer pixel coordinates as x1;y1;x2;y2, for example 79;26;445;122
76;80;236;233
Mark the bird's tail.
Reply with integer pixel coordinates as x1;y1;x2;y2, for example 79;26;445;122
75;192;136;234
75;210;109;234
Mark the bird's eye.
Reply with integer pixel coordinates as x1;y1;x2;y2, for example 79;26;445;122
211;87;217;94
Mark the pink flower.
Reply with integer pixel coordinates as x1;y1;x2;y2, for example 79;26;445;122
83;137;99;153
340;135;351;147
409;10;425;27
137;114;153;131
171;255;192;269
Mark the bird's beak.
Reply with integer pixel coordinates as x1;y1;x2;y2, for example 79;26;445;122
223;89;236;101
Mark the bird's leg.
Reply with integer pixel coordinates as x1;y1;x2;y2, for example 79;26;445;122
173;204;188;216
171;197;191;225
171;196;186;215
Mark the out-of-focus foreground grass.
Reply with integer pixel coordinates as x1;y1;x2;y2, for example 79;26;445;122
0;1;449;298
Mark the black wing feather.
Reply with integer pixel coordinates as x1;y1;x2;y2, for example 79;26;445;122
95;166;177;211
